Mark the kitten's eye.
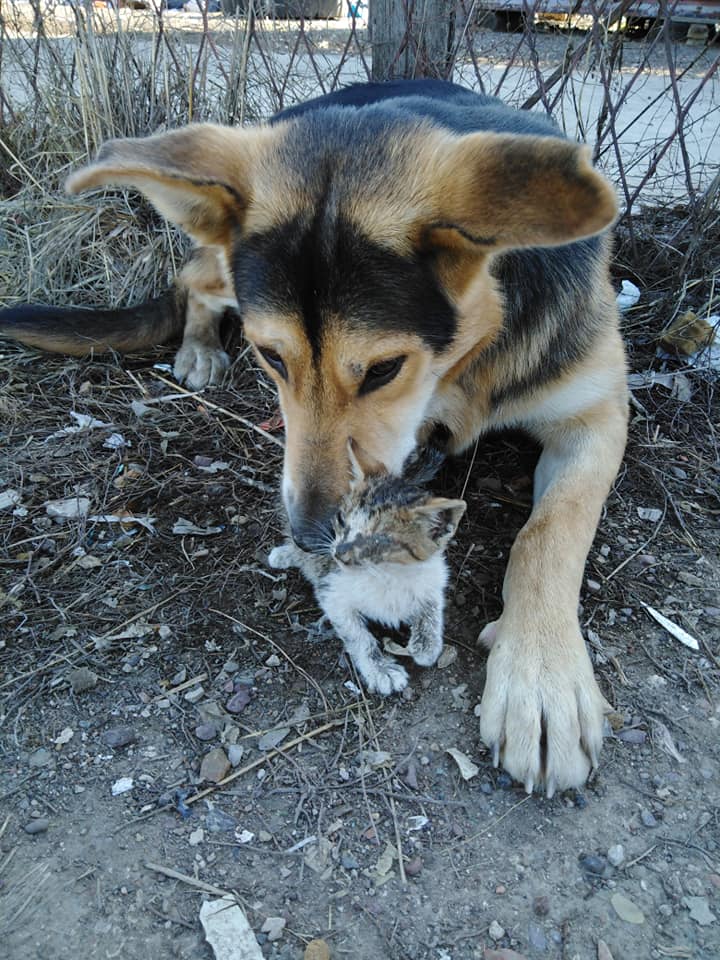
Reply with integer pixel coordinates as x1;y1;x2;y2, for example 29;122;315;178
258;347;287;380
360;356;406;395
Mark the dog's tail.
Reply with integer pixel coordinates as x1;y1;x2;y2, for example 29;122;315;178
0;288;186;357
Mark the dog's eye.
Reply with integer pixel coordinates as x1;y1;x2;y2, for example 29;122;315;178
360;356;406;395
258;347;287;380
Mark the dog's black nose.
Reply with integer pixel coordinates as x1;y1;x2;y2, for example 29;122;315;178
290;515;334;553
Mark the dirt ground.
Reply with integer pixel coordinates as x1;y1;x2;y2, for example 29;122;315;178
1;278;719;960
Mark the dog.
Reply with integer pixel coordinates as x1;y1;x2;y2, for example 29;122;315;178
0;79;628;796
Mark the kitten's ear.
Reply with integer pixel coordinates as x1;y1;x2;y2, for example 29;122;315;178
414;498;467;547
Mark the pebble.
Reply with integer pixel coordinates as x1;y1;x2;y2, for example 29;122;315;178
188;827;204;846
226;687;252;714
69;667;98;694
102;726;137;749
607;844;625;867
533;895;550;917
28;748;53;768
341;853;359;870
496;772;513;790
586;579;602;594
111;777;134;796
304;940;331;960
23;818;49;835
405;857;423;877
641;810;658;828
658;904;673;918
184;685;205;704
616;729;647;744
261;916;286;941
265;654;281;667
573;792;587;809
205;809;237;833
194;723;217;742
527;923;547;951
488;920;505;941
579;854;610;877
437;645;458;669
200;748;230;783
227;744;245;767
480;780;493;795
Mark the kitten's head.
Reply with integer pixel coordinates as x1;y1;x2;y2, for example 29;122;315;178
331;450;466;566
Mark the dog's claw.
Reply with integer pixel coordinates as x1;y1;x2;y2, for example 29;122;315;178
524;777;534;795
492;743;500;768
545;777;556;800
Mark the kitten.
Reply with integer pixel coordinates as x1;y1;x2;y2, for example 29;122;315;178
268;453;465;695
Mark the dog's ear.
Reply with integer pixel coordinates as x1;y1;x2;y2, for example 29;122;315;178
426;131;617;252
66;124;277;246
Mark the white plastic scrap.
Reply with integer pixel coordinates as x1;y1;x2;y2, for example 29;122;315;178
199;896;263;960
642;603;700;651
688;315;720;371
46;411;112;440
616;280;641;312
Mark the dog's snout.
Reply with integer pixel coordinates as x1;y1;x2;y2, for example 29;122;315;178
288;499;336;553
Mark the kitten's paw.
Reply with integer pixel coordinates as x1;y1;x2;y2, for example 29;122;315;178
408;633;443;667
268;544;296;569
359;657;409;696
174;340;230;390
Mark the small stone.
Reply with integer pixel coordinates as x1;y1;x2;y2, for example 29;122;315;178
205;809;237;833
658;904;673;918
102;726;137;749
616;729;647;744
23;818;49;835
184;685;205;704
573;792;587;809
495;884;507;895
437;645;458;669
261;916;286;941
607;844;625;867
69;667;98;694
527;923;547;951
304;940;331;960
586;579;601;594
226;687;252;714
611;892;645;924
496;772;513;790
200;748;230;783
405;856;423;877
258;727;290;751
265;654;281;667
533;895;550;916
683;896;716;926
597;941;615;960
341;852;359;870
28;748;53;768
579;854;609;877
195;723;217;742
489;920;505;941
188;827;204;846
227;744;245;767
111;777;134;796
258;830;272;843
640;810;658;828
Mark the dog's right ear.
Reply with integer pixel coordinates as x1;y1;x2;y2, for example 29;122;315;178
66;124;278;247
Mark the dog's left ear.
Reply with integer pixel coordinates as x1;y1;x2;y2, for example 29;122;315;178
426;131;617;252
66;124;278;247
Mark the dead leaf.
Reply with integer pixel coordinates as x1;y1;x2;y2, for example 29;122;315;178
375;842;396;877
642;604;700;651
683;895;716;925
173;518;223;536
257;727;290;751
611;892;645;924
446;748;479;780
89;512;156;533
652;720;685;764
597;941;615;960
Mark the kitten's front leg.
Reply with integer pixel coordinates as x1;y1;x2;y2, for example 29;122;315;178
322;600;408;696
408;600;444;667
268;542;303;570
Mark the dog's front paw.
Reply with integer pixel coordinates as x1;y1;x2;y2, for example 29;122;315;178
359;656;409;696
478;617;607;797
174;340;230;389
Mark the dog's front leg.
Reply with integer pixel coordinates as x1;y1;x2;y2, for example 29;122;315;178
173;248;238;389
479;394;627;796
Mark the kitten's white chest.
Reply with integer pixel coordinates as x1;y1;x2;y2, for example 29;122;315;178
320;554;446;626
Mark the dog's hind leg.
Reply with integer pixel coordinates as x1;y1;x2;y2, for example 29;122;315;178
479;358;628;796
172;247;239;389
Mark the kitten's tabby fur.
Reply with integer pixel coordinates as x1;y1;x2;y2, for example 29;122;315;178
268;459;465;695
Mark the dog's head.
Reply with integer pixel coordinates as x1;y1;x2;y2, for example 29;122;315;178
67;110;616;548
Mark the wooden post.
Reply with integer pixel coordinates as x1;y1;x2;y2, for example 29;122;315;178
369;0;458;81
